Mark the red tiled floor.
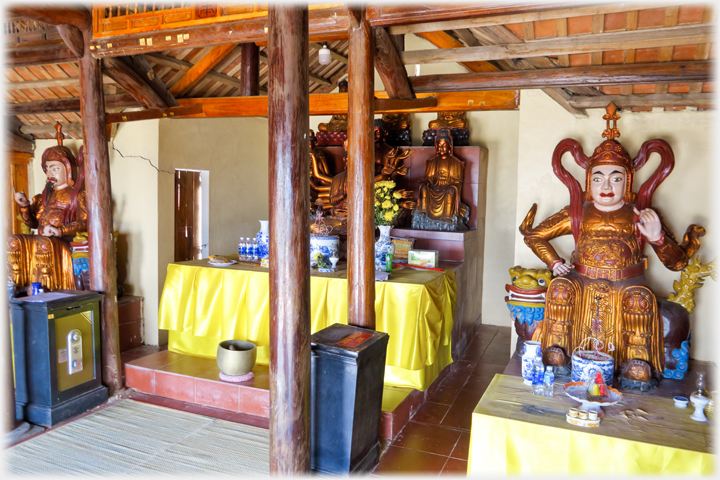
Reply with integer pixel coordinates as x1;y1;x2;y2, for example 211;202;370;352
372;445;449;476
450;431;471;460
124;366;155;394
411;401;450;425
441;457;468;475
195;378;239;411
427;384;461;405
393;421;462;457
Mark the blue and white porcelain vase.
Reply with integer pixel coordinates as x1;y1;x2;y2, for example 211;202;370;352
521;340;542;385
374;225;394;271
256;220;270;259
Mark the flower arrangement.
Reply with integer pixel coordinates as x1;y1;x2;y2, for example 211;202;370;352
374;180;402;226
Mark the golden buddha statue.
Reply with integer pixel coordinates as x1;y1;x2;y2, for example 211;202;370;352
416;129;467;225
428;111;466;130
328;139;350;218
317;80;348;133
381;113;411;132
520;104;705;389
8;128;87;292
309;129;333;210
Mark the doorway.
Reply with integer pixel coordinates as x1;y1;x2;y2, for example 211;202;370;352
174;169;209;261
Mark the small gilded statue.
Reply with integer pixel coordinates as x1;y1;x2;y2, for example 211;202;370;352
7;123;87;292
381;112;411;147
317;80;348;133
520;103;705;390
309;129;334;210
428;111;467;129
412;129;469;231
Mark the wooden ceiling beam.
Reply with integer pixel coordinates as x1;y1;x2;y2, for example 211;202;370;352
106;104;204;124
414;31;501;73
169;44;238;97
568;92;714;109
387;3;667;35
56;24;85;58
9;6;92;31
175;90;518;117
102;57;170;109
258;51;332;86
7;94;141;115
374;27;413;99
410;62;712;92
144;53;257;93
5;130;35;153
402;24;714;65
5;41;77;67
121;56;180;107
19;123;83;136
7;75;115;90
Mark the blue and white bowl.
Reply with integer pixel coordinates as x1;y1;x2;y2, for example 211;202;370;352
310;235;339;267
571;350;614;386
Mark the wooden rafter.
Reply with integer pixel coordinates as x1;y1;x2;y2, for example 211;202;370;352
9;6;92;31
168;44;237;97
7;75;115;90
258;51;332;86
409;61;712;92
568;93;714;109
401;24;714;65
8;94;141;115
121;56;180;107
373;27;413;99
415;31;500;73
6;41;77;67
386;3;669;35
102;57;170;109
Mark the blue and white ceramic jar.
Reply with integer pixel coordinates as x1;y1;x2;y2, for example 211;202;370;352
521;340;542;385
571;350;614;385
310;235;340;267
256;220;270;259
374;225;394;271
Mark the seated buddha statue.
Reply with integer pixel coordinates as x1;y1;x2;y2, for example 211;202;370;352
329;139;349;218
308;129;333;210
415;129;468;228
519;104;705;390
428;111;466;130
317;80;349;133
382;113;411;132
8;137;87;292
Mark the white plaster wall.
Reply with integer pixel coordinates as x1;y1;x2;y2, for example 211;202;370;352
515;90;718;363
34;119;161;344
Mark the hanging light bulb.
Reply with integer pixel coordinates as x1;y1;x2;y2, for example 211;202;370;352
318;42;332;65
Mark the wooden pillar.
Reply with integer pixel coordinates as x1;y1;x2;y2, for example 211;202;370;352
78;33;123;395
347;7;376;329
268;4;311;474
240;43;260;96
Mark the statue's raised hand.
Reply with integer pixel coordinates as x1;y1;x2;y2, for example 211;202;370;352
41;225;61;237
633;207;662;243
552;261;574;277
14;191;30;207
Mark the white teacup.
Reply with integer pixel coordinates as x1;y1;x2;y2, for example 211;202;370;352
674;396;689;408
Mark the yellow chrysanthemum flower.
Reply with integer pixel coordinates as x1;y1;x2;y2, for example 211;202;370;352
385;195;390;200
375;201;380;207
384;211;394;221
393;205;399;211
393;191;402;199
382;200;392;209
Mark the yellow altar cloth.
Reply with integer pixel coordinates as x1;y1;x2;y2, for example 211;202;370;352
468;374;714;475
158;257;456;391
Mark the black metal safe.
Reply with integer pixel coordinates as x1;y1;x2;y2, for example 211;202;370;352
10;290;108;427
310;323;389;475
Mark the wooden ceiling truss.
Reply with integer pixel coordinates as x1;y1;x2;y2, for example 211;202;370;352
3;2;715;140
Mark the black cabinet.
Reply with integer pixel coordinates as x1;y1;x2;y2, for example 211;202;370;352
310;323;389;475
10;290;108;427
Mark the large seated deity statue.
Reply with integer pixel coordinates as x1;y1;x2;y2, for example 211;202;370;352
520;103;705;390
413;129;469;231
8;134;87;292
309;129;334;210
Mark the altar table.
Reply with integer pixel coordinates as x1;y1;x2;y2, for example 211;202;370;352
158;257;456;391
468;374;714;475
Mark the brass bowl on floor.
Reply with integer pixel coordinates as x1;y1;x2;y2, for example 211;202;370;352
217;340;257;376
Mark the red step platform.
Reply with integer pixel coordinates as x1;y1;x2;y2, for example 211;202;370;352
124;350;452;441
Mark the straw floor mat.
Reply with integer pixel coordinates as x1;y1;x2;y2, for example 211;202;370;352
5;399;270;476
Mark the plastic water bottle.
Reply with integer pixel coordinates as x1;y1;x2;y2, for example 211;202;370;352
543;365;555;397
239;237;247;259
531;358;544;395
251;239;259;260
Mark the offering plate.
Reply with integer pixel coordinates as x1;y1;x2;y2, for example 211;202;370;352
563;381;622;418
